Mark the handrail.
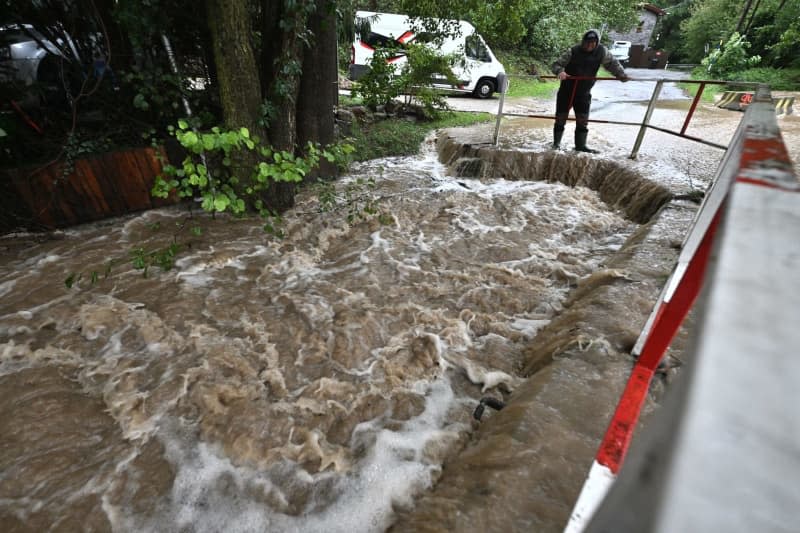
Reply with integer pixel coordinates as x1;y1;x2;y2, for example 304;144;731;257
537;75;741;85
492;74;761;157
565;85;800;532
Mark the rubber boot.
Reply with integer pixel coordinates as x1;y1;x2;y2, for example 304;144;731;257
552;128;564;150
574;130;599;153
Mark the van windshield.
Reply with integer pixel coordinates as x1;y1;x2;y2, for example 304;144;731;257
465;33;490;62
363;32;400;49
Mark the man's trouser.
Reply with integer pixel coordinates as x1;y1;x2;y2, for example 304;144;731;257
554;83;592;137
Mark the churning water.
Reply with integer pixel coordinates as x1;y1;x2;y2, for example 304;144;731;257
0;134;645;532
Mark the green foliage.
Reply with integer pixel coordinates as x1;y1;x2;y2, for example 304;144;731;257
64;220;203;288
352;42;459;118
314;175;384;225
397;44;459;118
152;120;353;227
651;1;692;63
124;67;216;131
679;0;740;63
767;19;800;69
701;32;760;78
352;47;404;108
724;67;800;91
469;1;529;49
678;0;799;69
685;65;800;102
130;243;181;277
516;0;638;61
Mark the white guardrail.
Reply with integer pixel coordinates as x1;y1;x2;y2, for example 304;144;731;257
565;85;800;532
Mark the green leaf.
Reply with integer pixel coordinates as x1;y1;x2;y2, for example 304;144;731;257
182;131;199;147
133;93;149;110
213;195;230;212
178;119;189;130
240;127;250;138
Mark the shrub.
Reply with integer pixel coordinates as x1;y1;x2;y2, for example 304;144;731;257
723;67;800;91
351;47;403;109
701;32;761;78
351;42;459;119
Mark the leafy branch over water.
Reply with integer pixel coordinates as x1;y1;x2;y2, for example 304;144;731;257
64;219;202;288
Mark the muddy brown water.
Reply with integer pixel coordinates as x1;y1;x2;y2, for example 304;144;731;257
1;97;796;532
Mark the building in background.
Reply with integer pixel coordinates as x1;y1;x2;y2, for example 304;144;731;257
608;4;668;69
607;4;666;49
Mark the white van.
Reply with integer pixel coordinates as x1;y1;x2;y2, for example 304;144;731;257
348;11;506;99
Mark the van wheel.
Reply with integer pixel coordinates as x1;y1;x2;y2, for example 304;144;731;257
473;78;495;99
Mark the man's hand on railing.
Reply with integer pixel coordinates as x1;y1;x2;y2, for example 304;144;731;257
558;71;568;81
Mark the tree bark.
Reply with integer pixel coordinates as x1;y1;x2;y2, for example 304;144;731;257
205;0;265;137
259;0;315;209
743;0;763;36
206;0;278;209
297;0;338;183
736;0;754;34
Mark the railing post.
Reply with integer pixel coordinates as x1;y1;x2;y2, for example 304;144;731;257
629;79;664;160
493;73;509;146
681;82;706;135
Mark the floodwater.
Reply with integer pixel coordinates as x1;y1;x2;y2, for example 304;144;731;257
1;81;796;532
0;140;640;532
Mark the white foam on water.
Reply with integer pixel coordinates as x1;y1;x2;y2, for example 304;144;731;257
110;377;465;533
0;279;17;300
510;317;552;337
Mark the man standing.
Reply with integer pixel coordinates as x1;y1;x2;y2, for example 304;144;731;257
551;29;629;153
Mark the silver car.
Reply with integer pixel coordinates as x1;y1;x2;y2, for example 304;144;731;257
0;24;62;85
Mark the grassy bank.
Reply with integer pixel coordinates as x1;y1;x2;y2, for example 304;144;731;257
681;66;800;102
495;52;559;99
348;111;493;162
505;77;558;99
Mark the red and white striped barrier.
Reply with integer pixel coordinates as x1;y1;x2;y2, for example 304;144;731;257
565;85;798;532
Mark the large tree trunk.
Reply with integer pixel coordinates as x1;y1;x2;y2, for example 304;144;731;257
206;0;276;209
297;0;338;183
205;0;265;136
259;0;314;209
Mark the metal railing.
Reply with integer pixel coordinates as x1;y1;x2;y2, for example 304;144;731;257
565;85;800;532
491;74;762;158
